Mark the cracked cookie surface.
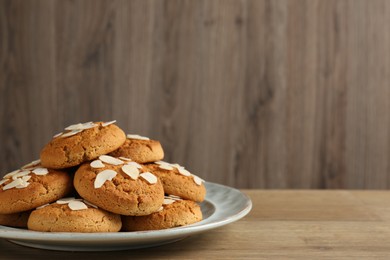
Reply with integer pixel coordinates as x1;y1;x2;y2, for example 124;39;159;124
27;203;121;232
146;163;206;202
110;137;164;163
0;169;73;214
74;162;164;216
122;199;202;231
40;122;126;169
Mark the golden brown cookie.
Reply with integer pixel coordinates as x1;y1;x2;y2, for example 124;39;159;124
0;162;73;214
0;211;31;228
73;156;164;216
40;121;126;169
122;196;202;231
145;162;206;202
27;198;121;232
110;134;164;163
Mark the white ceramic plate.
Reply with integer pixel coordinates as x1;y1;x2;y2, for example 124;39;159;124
0;182;252;251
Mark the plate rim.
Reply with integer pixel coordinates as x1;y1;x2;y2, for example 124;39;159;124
0;182;252;247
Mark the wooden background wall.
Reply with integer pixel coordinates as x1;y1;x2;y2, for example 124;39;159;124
1;0;390;189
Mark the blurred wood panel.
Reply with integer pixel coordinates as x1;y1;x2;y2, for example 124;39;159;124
1;0;390;189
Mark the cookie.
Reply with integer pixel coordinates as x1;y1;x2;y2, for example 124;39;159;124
0;161;73;214
27;198;121;232
40;121;126;169
110;134;164;163
145;161;206;202
122;195;202;231
73;155;164;216
0;211;31;228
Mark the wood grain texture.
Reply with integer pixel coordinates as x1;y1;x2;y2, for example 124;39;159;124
1;0;390;189
2;190;390;258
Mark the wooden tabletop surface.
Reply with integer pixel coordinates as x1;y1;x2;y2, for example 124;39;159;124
1;190;390;259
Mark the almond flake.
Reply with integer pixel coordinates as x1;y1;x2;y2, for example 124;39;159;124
126;161;142;169
99;155;124;165
22;159;41;169
127;134;150;140
32;168;49;176
90;160;105;168
65;123;84;130
94;169;117;188
80;122;97;130
157;206;164;212
83;200;98;209
22;175;32;182
53;132;63;138
61;129;82;138
0;179;9;186
12;171;31;180
57;197;77;204
140;172;157;184
3;169;20;179
177;167;191;176
119;157;132;162
163;198;176;205
193;175;204;186
16;181;30;189
102;120;116;127
121;165;139;180
159;164;174;171
68;200;88;211
3;179;23;190
36;203;50;209
167;195;182;200
155;161;168;165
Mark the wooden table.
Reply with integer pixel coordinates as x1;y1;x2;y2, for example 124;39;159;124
1;190;390;259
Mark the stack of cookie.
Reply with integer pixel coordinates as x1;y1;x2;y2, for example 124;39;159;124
0;121;205;232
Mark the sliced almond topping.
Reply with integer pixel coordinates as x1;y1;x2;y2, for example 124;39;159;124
99;155;124;165
159;164;174;171
12;170;31;180
157;206;164;212
61;129;82;138
36;203;50;209
119;157;132;162
80;122;97;130
64;122;97;131
102;120;116;127
3;170;20;179
126;161;142;169
121;165;140;180
65;123;83;130
94;169;117;188
167;195;182;200
90;160;105;168
163;198;176;205
177;167;191;176
126;134;150;140
140;172;158;184
68;200;88;211
16;181;30;189
3;179;23;190
22;175;32;182
57;197;77;204
0;179;8;186
155;161;167;165
32;168;49;176
53;132;63;138
22;159;41;169
193;175;204;186
83;200;98;209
